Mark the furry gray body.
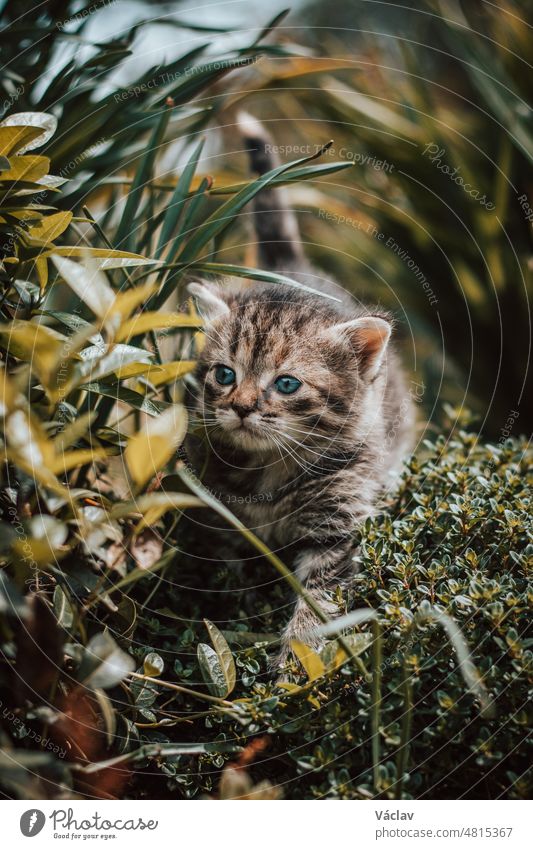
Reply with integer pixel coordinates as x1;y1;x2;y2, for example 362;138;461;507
186;117;413;666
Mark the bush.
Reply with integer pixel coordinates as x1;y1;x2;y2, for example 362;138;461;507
0;419;530;799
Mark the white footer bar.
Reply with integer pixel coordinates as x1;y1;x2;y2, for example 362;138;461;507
3;799;529;848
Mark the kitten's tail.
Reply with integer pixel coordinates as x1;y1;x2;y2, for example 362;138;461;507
237;111;304;271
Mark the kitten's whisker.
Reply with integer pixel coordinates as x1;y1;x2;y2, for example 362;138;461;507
282;424;342;448
264;429;290;475
283;421;350;447
199;325;225;346
264;427;310;475
261;425;304;474
269;428;333;462
282;422;333;439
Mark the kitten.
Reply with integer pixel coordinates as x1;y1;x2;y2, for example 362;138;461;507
185;115;414;669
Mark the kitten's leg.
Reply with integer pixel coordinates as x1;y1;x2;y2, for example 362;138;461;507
274;541;354;673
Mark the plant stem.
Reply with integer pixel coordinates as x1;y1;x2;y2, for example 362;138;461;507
72;740;241;774
128;671;234;707
394;656;413;799
371;617;382;796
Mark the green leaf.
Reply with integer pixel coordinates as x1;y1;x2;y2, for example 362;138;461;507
179;142;343;263
197;643;228;698
80;381;166;417
203;619;236;696
36;309;102;341
252;8;290;44
53;585;74;629
188;262;341;301
165;175;211;265
166;55;259;108
155;138;205;259
77;632;135;690
93;688;117;748
77;741;243;775
115;108;172;252
0;571;27;615
417;605;493;716
106;548;177;595
210;161;356;195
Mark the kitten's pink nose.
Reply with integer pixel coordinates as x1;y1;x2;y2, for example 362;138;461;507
231;401;255;419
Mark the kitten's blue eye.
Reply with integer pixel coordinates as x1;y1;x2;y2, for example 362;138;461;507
214;365;236;386
274;375;302;395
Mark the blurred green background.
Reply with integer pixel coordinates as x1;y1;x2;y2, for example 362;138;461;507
1;0;531;437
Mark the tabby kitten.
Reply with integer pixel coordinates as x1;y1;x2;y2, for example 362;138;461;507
185;115;413;669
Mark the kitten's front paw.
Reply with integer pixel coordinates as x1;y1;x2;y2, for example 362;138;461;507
271;597;335;680
272;647;304;685
269;639;291;676
271;631;325;683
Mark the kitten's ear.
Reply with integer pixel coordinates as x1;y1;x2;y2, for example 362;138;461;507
188;281;230;321
325;315;391;378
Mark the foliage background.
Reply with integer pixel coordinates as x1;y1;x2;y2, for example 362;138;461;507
0;0;530;800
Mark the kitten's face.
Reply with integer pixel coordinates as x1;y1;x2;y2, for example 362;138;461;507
189;285;391;457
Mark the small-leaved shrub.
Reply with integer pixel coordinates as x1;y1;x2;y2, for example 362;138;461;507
1;420;530;799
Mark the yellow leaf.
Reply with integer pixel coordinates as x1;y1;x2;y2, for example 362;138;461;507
125;405;188;489
51;253;115;319
115;360;195;385
326;81;424;144
0;154;50;183
0;364;18;415
144;360;196;387
263;55;360;81
0;112;57;153
116;312;202;342
50;246;159;268
27;210;72;243
290;640;325;682
109;491;204;524
194;329;206;353
110;282;158;322
54;412;96;452
4;408;58;489
49;448;108;475
0;320;68;390
0;125;44;156
34;256;49;292
12;520;68;566
276;681;303;693
113;362;160;381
